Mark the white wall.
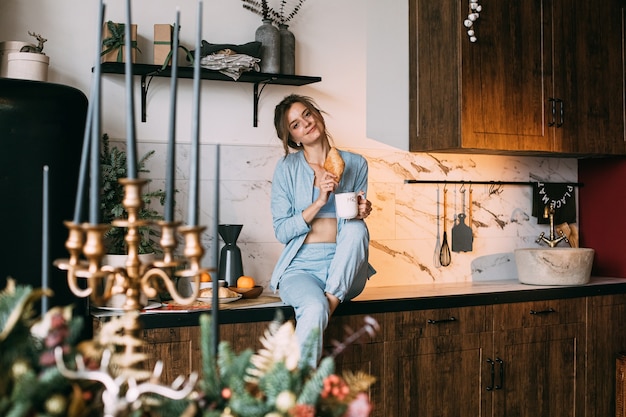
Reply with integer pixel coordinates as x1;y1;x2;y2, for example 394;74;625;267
0;0;578;292
1;0;382;149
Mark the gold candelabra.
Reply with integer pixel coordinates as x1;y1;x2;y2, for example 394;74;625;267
54;178;207;415
55;178;206;311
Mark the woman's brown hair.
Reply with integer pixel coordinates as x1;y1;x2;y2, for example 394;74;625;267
274;94;327;156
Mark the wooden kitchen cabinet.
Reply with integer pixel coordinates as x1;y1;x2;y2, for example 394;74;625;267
382;299;585;416
586;294;626;417
141;320;273;385
139;314;385;390
383;306;492;416
143;327;202;384
323;313;386;417
565;0;626;154
130;288;625;415
409;0;626;155
491;298;586;417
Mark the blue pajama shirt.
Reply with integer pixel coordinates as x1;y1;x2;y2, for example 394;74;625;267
270;149;376;365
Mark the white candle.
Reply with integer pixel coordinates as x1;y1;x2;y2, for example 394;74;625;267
165;9;180;222
124;0;137;179
42;165;49;314
188;0;203;226
89;0;105;224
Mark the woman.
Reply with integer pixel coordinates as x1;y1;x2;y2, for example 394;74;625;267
270;94;376;367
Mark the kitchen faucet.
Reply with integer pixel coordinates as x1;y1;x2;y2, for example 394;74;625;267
536;202;569;248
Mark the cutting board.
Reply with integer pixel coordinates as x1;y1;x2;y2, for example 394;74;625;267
452;188;473;252
158;295;282;312
451;213;473;252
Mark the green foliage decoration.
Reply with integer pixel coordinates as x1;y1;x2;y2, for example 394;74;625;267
196;312;376;417
100;133;167;255
242;0;307;25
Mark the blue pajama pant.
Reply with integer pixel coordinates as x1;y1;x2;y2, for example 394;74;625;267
278;220;370;367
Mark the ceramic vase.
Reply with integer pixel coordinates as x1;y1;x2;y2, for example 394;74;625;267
255;19;280;74
279;24;296;75
218;224;244;287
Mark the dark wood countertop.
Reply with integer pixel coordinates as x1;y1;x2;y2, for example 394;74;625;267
93;277;626;329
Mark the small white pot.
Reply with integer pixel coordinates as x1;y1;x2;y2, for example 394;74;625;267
6;51;50;82
0;41;34;77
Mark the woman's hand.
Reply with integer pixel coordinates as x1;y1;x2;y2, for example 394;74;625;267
355;191;372;220
318;172;339;202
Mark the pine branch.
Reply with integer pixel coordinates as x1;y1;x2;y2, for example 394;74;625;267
297;356;334;405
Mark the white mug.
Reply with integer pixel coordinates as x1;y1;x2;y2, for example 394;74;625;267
335;192;359;219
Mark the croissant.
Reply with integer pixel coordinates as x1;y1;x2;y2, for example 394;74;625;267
200;287;239;299
323;147;345;182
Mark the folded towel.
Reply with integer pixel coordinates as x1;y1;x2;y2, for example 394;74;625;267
200;52;260;80
532;182;576;225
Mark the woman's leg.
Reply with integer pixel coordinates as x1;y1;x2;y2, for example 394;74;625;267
278;244;335;367
279;272;328;366
325;220;370;302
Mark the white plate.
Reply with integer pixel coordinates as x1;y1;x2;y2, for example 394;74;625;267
197;294;242;304
96;301;162;312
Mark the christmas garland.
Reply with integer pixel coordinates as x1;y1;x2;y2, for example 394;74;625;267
0;280;377;417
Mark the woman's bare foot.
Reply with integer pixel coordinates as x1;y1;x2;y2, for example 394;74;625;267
326;293;340;316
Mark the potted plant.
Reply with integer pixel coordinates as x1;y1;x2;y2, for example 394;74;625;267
100;133;166;256
5;31;50;81
241;0;307;74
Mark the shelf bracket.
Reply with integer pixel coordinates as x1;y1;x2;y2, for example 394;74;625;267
253;78;274;127
141;74;148;123
140;71;160;123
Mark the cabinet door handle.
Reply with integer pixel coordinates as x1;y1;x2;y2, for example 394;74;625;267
529;307;556;315
495;358;504;390
427;316;456;324
486;358;495;391
556;99;564;127
548;98;556;127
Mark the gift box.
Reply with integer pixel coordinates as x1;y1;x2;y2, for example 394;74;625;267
101;21;138;63
153;24;173;66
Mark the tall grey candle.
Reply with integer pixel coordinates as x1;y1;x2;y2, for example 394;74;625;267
42;165;49;314
74;98;92;224
212;144;220;355
188;0;203;226
124;0;137;179
165;9;180;222
89;1;105;224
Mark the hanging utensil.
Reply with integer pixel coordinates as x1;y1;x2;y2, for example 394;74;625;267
452;186;473;252
451;185;460;251
433;187;442;268
453;185;458;227
440;187;451;266
468;187;474;251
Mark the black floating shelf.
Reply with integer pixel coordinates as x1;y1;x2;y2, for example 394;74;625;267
100;62;322;125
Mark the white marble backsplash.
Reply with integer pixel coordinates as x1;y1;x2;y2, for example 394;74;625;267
121;139;578;292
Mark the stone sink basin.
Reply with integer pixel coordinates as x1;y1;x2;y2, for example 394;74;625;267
514;247;595;286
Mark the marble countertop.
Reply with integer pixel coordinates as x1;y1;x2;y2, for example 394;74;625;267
339;276;626;315
106;276;626;328
352;277;626;301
